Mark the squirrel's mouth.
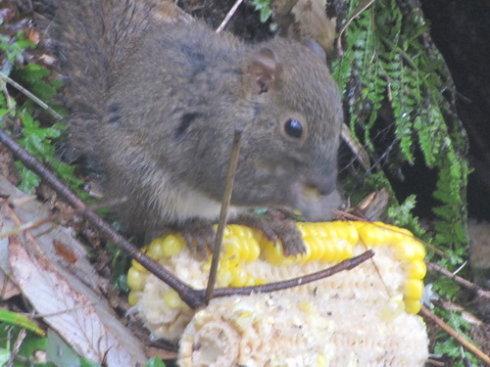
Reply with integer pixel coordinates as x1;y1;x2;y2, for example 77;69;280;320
290;181;341;221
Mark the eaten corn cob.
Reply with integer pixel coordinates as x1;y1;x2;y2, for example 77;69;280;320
128;221;429;366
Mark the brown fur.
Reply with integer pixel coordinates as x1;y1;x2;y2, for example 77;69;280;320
51;0;343;238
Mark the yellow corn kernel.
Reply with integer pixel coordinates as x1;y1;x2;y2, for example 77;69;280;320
404;299;422;314
395;238;426;262
372;222;414;237
336;221;359;244
216;265;233;287
230;268;248;287
404;279;424;300
128;291;139;306
254;278;267;286
406;260;427;280
298;301;315;315
261;240;288;265
131;259;147;273
306;237;323;261
146;238;166;260
316;354;327;367
222;238;241;260
161;234;185;257
356;222;391;245
127;267;146;291
163;289;183;309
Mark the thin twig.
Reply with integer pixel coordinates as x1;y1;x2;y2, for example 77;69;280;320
437;300;483;326
420;306;490;365
7;329;26;367
337;0;376;54
216;0;244;33
206;130;242;303
341;124;371;170
28;305;87;319
0;73;63;120
429;262;490;299
425;359;445;367
211;250;374;297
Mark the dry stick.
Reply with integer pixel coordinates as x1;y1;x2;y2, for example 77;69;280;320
216;0;244;33
420;306;490;366
341;124;371;170
7;329;27;367
0;73;63;120
0;128;202;308
205;130;242;303
0;128;374;308
336;0;376;54
211;250;374;297
425;359;445;367
429;262;490;299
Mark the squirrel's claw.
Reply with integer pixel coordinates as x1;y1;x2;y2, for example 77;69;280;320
180;219;216;259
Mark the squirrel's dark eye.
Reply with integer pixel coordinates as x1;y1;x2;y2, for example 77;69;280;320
284;118;304;139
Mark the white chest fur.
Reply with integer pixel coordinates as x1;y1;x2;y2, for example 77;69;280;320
145;168;241;224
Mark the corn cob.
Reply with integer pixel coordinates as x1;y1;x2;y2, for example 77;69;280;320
128;221;426;312
127;221;429;366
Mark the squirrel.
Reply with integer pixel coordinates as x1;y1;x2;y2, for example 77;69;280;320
47;0;343;256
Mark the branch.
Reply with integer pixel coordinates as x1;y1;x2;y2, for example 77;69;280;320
210;250;374;297
429;262;490;299
206;130;241;302
420;306;490;365
0;73;62;120
215;0;244;33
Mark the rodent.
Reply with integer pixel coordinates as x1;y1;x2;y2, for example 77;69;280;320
49;0;343;255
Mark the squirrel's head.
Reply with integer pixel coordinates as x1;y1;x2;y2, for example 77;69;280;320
176;39;343;220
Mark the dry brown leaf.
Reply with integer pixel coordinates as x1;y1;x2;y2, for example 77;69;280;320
152;0;194;25
27;29;40;45
354;188;390;220
0;175;146;366
292;0;336;54
0;273;20;300
0;176;100;289
9;236;146;366
273;0;337;56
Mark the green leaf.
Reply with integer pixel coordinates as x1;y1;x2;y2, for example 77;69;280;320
0;348;10;366
15;162;40;193
251;0;272;23
80;358;101;367
0;309;45;336
146;357;166;367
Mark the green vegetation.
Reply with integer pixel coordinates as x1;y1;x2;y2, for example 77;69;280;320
332;0;473;364
0;32;84;196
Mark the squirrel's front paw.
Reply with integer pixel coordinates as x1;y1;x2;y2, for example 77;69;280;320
233;210;306;256
180;219;216;259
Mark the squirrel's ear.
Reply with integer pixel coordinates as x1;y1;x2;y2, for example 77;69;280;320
244;48;282;95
